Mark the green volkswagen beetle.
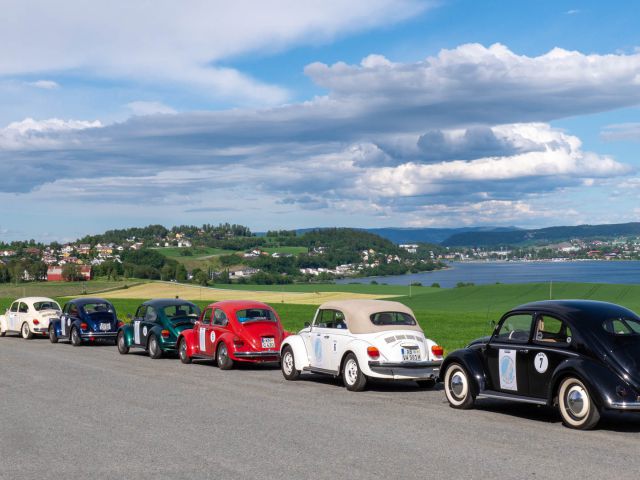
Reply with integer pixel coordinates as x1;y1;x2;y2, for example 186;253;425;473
117;298;200;359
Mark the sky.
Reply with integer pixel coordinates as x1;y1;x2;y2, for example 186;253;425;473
1;0;640;241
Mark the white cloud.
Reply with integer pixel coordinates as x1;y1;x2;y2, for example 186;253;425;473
126;101;177;116
26;80;59;89
601;123;640;141
0;117;101;150
0;0;429;105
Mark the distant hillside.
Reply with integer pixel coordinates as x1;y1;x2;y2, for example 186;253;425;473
442;222;640;247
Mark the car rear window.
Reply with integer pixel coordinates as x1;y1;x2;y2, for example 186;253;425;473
602;317;640;335
82;302;114;314
370;311;416;326
163;304;200;321
34;301;61;312
236;308;276;323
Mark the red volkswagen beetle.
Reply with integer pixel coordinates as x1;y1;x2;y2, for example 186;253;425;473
177;300;287;369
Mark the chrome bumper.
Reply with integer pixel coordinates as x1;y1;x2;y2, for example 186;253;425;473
607;400;640;410
234;350;280;359
368;360;442;369
80;332;117;338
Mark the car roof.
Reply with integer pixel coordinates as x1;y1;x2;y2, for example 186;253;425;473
510;300;639;325
207;300;274;311
13;297;59;305
68;297;112;306
142;298;198;308
317;299;423;334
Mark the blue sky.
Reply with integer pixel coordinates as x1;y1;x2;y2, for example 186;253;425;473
1;0;639;241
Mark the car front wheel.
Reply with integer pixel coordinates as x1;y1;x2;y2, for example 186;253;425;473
281;346;300;380
178;337;192;364
148;335;162;359
21;322;33;340
117;331;129;354
49;325;58;343
342;353;367;392
558;377;600;430
216;342;234;370
444;363;475;409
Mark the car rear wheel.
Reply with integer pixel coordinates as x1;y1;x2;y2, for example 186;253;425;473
342;353;367;392
216;342;234;370
444;363;475;409
281;346;300;380
21;322;33;340
117;331;129;354
558;377;600;430
49;325;58;343
148;335;162;359
178;337;192;364
416;379;436;389
70;327;82;346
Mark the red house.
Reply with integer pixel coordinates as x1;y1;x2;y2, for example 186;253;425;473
47;265;92;281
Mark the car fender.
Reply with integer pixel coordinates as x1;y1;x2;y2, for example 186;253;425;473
146;325;165;348
49;318;62;336
0;314;6;333
440;348;486;394
178;328;198;358
549;357;626;409
118;324;135;346
281;334;310;371
339;338;374;376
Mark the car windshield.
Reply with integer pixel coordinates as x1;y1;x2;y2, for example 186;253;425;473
33;301;61;311
163;304;199;324
602;317;640;336
236;308;276;323
82;302;114;315
370;311;417;326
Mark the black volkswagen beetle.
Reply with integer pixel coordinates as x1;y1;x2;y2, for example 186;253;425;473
441;300;640;429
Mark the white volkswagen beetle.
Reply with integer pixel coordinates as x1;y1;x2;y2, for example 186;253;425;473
280;299;443;391
0;297;61;339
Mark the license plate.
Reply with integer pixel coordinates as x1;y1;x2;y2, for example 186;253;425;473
261;337;275;349
100;323;111;331
401;347;420;361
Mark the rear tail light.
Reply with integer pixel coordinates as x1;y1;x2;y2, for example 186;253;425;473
117;321;124;328
233;337;244;347
80;323;88;330
33;319;39;325
161;329;170;338
367;346;380;359
431;345;444;357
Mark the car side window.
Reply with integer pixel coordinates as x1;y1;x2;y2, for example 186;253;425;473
494;314;533;343
10;302;18;312
213;309;228;326
144;307;157;322
534;315;572;346
69;304;80;317
135;306;147;319
201;308;213;325
18;302;29;313
315;309;346;329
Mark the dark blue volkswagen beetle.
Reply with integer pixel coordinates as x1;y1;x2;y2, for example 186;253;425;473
49;297;121;346
441;300;640;430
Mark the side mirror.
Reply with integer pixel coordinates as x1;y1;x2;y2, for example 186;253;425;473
304;321;310;328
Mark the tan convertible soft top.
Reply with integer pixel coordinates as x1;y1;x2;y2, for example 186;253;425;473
317;299;423;335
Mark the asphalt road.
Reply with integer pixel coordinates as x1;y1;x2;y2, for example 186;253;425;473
1;336;639;480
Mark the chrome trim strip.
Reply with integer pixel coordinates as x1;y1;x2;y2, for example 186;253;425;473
607;400;640;410
234;351;281;358
488;343;579;357
368;360;442;369
478;390;547;405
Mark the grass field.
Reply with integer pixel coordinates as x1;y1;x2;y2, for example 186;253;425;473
210;282;434;296
261;246;308;255
0;280;145;300
153;246;238;258
2;281;639;353
82;281;397;305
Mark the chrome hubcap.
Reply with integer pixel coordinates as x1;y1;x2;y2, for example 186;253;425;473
450;372;466;398
22;324;28;337
345;359;358;385
283;353;293;374
179;341;186;358
566;386;588;418
219;345;227;362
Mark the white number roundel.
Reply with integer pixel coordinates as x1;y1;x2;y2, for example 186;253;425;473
210;331;216;343
534;352;549;373
143;326;148;336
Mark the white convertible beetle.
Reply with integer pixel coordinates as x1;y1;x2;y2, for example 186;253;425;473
0;297;61;339
280;299;443;391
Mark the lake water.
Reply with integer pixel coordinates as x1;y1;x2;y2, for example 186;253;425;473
337;261;640;288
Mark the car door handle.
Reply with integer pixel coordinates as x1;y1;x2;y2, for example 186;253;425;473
324;335;330;339
518;349;529;354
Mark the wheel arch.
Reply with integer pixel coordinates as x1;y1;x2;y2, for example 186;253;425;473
280;335;310;371
440;349;485;395
549;358;618;409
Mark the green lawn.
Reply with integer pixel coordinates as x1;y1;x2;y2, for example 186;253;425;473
261;246;308;255
3;281;639;354
209;282;436;296
153;246;238;258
